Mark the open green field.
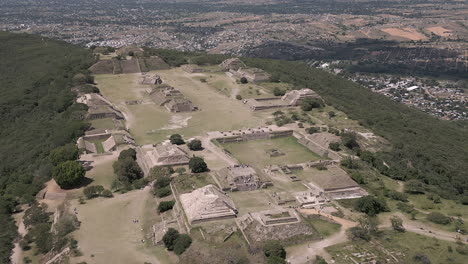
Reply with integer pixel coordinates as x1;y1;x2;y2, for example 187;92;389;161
305;216;341;237
70;188;170;264
95;68;270;144
326;231;468;264
229;190;273;216
173;173;217;194
221;136;321;168
84;157;116;189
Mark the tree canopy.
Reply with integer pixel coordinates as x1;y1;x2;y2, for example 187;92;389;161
52;161;86;189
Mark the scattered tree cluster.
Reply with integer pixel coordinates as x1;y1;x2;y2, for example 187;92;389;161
162;228;192;255
187;139;203;151
112;148;144;191
263;240;287;264
170;134;185;145
158;200;176;212
83;185;113;199
354;195;389;216
189;156;208;173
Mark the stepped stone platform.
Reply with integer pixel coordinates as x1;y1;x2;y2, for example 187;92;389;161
180;185;238;225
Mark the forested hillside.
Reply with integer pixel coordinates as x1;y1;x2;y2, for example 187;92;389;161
145;48;468;201
0;32;94;262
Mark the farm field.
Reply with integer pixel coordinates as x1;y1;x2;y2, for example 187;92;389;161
221;136;322;168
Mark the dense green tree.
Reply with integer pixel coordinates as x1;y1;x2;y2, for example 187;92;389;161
118;148;137;161
113;158;143;183
263;240;286;259
329;142;341;151
273;87;286;96
154;186;172;198
189;156;208;173
53;161;86;189
354;196;388;216
187;139;203;151
340;133;360;150
170;134;185;145
300;98;322;111
173;234;192;255
154;177;172;189
49;144;79;166
158;200;175;212
162;228;179;250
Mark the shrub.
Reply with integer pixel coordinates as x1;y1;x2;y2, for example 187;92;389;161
351;173;365;184
189;156;208;173
263;240;286;259
162;228;179;250
53;161;86;189
154;176;172;189
341;133;360;150
340;158;359;169
158;200;175;212
101;189;113;198
187;139;203;151
173;234;192;255
405;179;425;194
390;216;405;232
273;87;286;96
413;253;431;264
149;166;174;180
240;77;248;84
354;196;388;216
83;185;104;199
170;134;185;145
329;142;341;151
455;245;468;255
306;127;319;134
118;148;136;161
133;178;149;189
426;212;451;225
300;98;322;111
236;95;242;100
154;186;172;198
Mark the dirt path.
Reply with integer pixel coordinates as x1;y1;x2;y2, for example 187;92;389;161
380;212;467;244
11;211;27;264
286;209;357;263
200;135;238;166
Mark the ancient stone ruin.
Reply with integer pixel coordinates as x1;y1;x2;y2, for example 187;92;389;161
77;93;124;120
148;85;197;113
219;58;246;71
181;64;205;73
140;74;163;85
245;88;321;111
137;142;190;174
216;164;269;191
77;130;135;154
180;184;238;225
230;67;271;83
207;125;293;144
